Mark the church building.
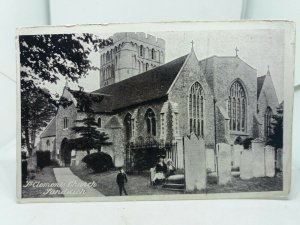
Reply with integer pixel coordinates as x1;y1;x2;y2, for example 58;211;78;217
39;32;279;170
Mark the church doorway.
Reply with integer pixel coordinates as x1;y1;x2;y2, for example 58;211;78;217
60;138;71;167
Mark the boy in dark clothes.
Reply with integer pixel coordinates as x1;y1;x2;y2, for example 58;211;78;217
116;168;128;196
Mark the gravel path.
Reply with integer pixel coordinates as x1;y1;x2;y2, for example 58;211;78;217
53;168;104;197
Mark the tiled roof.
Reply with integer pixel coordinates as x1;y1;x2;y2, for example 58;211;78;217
257;75;266;98
40;118;56;138
92;54;188;112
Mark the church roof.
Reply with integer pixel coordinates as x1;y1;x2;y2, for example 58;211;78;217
40;118;56;138
92;54;188;111
257;75;266;98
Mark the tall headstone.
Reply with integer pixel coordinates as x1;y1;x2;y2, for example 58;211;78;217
252;140;265;177
217;143;232;185
240;150;254;180
184;133;206;192
265;145;275;177
233;145;243;168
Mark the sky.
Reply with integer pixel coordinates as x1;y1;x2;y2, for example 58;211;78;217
49;29;284;102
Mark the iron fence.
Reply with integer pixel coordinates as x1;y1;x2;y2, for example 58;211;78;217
125;142;178;173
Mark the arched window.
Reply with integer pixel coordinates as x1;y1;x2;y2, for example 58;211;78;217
124;113;132;141
188;82;204;137
146;63;149;71
98;118;102;128
151;48;156;59
264;107;273;138
140;45;144;57
145;108;156;136
111;65;115;78
228;81;247;131
63;117;69;129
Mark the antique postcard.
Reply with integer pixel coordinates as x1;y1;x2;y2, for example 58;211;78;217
16;21;295;203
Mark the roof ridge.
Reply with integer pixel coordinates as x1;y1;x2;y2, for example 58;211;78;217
93;54;189;93
92;54;188;112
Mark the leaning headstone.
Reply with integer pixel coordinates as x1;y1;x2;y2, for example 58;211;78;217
233;145;243;168
252;140;265;177
217;143;232;185
184;133;206;191
276;148;283;172
240;150;253;180
265;145;275;177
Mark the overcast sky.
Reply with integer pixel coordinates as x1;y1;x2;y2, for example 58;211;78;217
50;29;284;102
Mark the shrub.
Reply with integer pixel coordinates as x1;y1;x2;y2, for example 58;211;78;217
242;138;254;150
36;150;51;169
82;152;113;173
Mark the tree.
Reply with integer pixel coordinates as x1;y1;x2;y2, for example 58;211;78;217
21;88;56;155
19;34;112;153
67;88;111;155
68;115;110;155
267;102;283;149
19;34;112;95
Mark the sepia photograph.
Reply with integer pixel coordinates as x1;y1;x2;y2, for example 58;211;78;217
16;21;295;202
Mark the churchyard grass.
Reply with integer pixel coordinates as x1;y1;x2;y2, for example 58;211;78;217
70;166;283;196
201;172;283;194
22;167;63;198
70;166;182;196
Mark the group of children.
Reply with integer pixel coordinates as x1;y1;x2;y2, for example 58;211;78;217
152;157;176;185
116;157;176;195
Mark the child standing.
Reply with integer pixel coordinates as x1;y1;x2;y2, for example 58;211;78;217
116;168;128;196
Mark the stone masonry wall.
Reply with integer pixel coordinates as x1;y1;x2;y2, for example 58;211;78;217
168;50;215;147
257;74;279;140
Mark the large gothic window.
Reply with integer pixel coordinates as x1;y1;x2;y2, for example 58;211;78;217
124;113;132;141
145;108;156;136
264;107;273;138
188;82;204;137
228;81;247;132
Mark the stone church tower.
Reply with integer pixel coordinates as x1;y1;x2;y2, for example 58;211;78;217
99;32;165;87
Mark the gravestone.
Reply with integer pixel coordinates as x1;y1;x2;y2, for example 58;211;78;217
276;148;283;171
206;148;215;172
217;143;232;185
240;150;253;180
184;133;206;191
252;140;265;177
265;145;275;177
233;145;243;168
